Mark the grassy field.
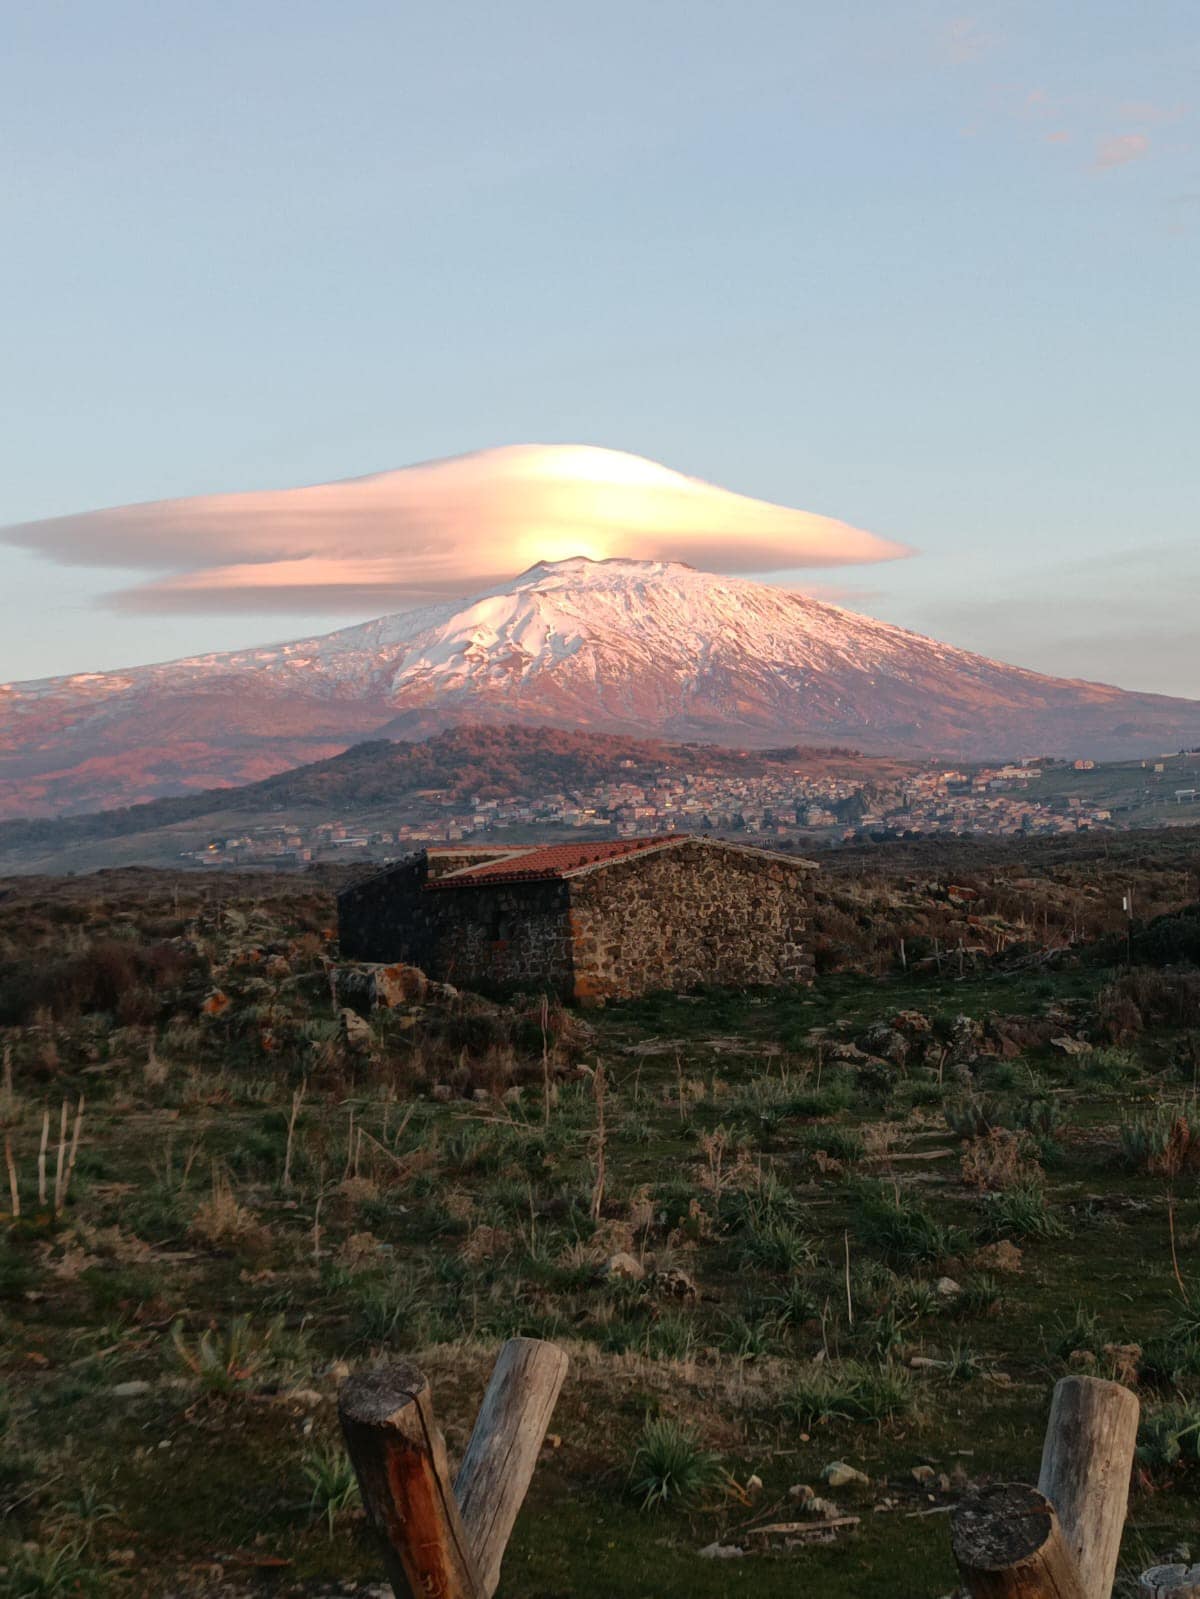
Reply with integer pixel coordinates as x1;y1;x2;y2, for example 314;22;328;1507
1;867;1198;1597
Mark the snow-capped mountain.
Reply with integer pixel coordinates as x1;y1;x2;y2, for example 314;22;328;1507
3;557;1200;818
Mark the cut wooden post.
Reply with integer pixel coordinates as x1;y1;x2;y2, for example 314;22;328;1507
1037;1375;1140;1599
455;1337;569;1599
951;1482;1087;1599
1140;1568;1200;1597
339;1363;484;1599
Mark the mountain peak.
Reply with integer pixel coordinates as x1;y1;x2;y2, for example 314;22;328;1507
4;555;1200;818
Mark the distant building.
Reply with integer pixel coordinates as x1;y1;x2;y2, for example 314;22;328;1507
338;835;816;1003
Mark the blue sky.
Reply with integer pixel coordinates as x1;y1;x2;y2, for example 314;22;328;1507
2;1;1197;694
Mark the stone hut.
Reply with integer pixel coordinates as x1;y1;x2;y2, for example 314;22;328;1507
337;835;816;1003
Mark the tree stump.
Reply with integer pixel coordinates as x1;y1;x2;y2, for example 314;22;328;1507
951;1482;1088;1599
1140;1568;1200;1597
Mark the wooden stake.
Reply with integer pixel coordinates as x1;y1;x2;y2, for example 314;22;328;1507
37;1110;49;1208
339;1364;484;1599
4;1134;18;1219
1037;1375;1139;1599
588;1065;606;1224
951;1482;1087;1599
57;1097;84;1217
455;1338;569;1599
53;1098;69;1214
282;1080;305;1192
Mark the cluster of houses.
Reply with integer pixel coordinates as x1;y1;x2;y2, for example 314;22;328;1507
177;757;1145;869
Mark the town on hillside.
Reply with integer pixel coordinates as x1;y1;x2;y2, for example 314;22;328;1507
181;748;1200;868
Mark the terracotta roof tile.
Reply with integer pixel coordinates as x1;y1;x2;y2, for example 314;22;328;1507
425;835;688;888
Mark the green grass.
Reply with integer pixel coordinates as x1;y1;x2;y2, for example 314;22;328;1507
0;863;1197;1597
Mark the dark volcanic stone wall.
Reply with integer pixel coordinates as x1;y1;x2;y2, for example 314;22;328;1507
338;856;574;993
427;879;574;994
337;850;517;966
567;841;813;1002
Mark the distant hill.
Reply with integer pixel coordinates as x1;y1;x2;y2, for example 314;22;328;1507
6;556;1200;819
0;723;906;859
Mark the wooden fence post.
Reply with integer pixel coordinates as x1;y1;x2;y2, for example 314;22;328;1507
455;1337;569;1599
339;1338;567;1599
951;1482;1088;1599
339;1363;484;1599
1037;1376;1140;1599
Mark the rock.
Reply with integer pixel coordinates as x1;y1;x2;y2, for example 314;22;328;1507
471;1088;491;1103
699;1543;745;1560
822;1461;869;1488
936;1276;962;1300
857;1023;909;1066
600;1252;645;1283
788;1483;815;1503
431;1083;454;1102
371;962;428;1008
651;1267;697;1300
110;1380;152;1397
971;1239;1023;1274
502;1086;523;1105
891;1009;933;1037
339;1008;372;1052
1050;1035;1090;1056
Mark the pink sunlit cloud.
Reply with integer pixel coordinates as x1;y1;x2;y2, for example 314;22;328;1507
0;445;912;616
1094;132;1151;169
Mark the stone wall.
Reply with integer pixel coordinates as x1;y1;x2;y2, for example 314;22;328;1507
337;840;814;1002
337;855;576;994
426;879;575;994
338;850;527;967
567;840;813;1002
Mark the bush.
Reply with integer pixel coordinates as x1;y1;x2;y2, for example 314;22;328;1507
978;1182;1065;1241
628;1416;721;1511
1118;1104;1198;1175
854;1183;965;1264
1137;1400;1200;1470
788;1359;916;1427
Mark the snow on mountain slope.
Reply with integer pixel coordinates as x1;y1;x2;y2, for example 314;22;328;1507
3;558;1200;818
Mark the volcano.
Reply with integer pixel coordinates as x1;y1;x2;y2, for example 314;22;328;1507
3;556;1199;818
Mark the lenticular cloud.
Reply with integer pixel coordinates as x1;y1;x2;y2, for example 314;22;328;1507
1;444;910;615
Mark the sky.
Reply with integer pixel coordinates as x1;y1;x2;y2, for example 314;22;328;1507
1;1;1197;695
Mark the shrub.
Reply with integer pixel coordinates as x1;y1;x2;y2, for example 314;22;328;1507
960;1128;1038;1192
854;1183;965;1264
1141;1310;1200;1387
1118;1104;1199;1175
788;1359;916;1427
168;1314;283;1394
302;1443;360;1536
737;1217;815;1273
628;1416;721;1511
978;1181;1065;1241
1051;1304;1102;1362
1137;1400;1200;1470
944;1095;1002;1140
